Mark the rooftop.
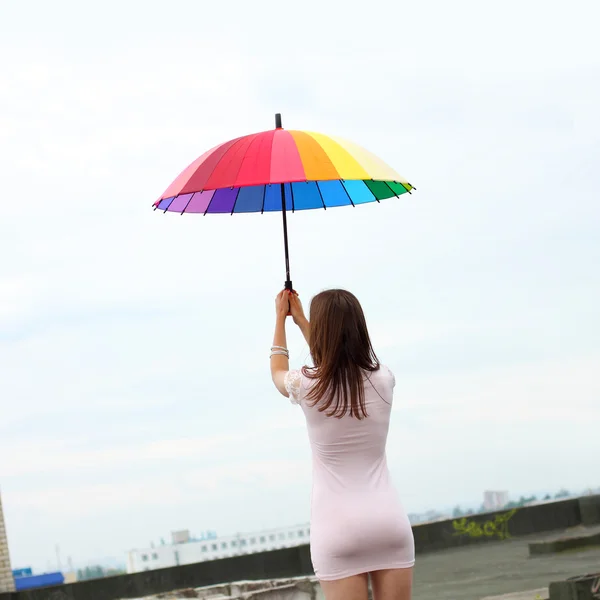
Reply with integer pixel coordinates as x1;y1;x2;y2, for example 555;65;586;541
413;525;600;600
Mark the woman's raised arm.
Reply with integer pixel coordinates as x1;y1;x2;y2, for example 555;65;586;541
270;290;291;397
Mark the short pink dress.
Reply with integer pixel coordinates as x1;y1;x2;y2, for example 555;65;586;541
284;365;415;581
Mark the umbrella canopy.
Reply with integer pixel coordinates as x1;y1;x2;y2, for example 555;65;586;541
154;125;414;214
154;114;415;290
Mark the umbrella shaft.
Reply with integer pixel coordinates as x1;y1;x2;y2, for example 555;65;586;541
281;183;293;291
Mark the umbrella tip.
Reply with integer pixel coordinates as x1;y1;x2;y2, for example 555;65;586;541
275;113;282;129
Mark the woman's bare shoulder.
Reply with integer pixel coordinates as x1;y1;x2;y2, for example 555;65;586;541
376;364;396;388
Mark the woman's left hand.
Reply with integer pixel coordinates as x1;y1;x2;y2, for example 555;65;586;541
275;290;290;320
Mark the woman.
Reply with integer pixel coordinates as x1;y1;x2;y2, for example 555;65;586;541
270;288;415;600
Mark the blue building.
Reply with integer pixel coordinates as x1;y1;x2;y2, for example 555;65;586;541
12;569;64;591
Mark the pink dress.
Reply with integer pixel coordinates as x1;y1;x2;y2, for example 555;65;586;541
284;365;415;581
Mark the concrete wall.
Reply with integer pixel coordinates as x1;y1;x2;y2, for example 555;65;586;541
549;572;600;600
1;496;598;600
0;492;15;593
580;495;600;527
0;545;313;600
413;497;584;554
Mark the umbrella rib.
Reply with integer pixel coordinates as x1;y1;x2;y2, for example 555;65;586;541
261;185;267;214
203;191;216;216
230;187;241;215
399;181;415;194
315;181;327;210
290;183;295;213
383;181;400;199
368;179;380;203
339;180;355;207
180;194;194;215
356;179;379;204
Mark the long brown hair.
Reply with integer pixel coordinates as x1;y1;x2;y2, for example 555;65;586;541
303;289;380;419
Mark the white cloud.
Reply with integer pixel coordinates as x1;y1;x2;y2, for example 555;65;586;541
0;275;39;321
2;435;236;477
395;356;600;418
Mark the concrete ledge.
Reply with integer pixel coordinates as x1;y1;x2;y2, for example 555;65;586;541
549;572;600;600
0;547;315;600
479;588;547;600
579;496;600;527
529;531;600;556
118;577;324;600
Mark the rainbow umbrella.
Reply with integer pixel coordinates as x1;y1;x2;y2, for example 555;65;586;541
154;114;415;290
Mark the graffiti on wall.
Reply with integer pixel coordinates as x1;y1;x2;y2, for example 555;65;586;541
452;509;517;540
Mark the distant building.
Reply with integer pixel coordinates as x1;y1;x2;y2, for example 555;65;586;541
11;568;32;579
171;530;191;545
126;523;311;574
483;490;509;511
0;490;15;593
13;572;64;591
63;571;78;584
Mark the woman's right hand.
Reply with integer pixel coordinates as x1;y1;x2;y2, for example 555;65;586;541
289;291;307;327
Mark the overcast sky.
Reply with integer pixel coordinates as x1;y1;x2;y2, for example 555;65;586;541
1;0;599;573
